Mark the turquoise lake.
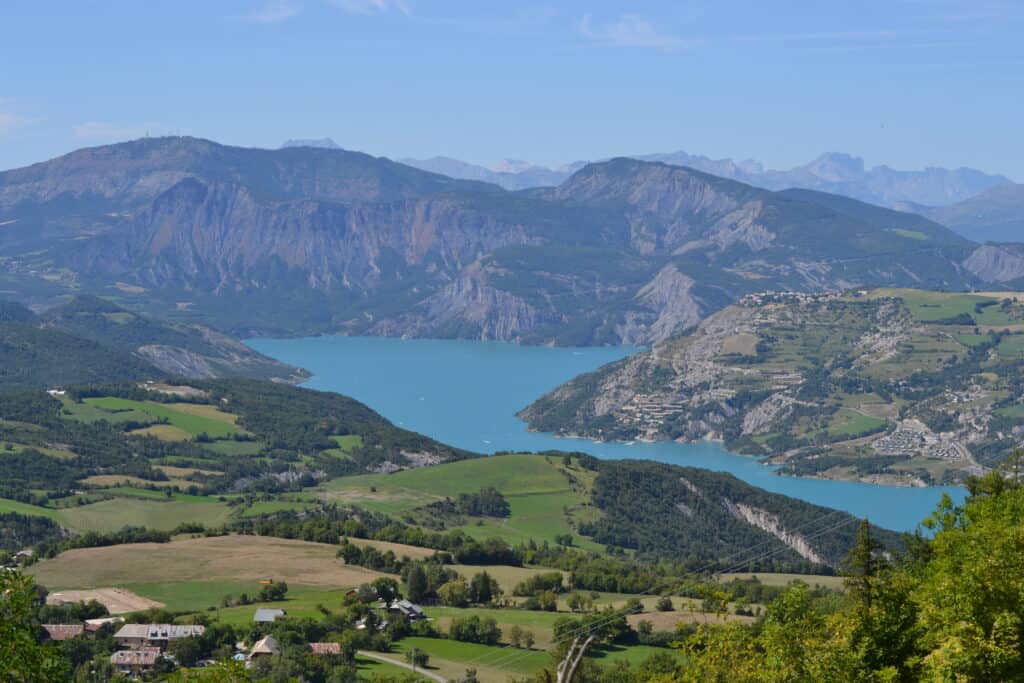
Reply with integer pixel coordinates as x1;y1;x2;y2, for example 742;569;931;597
248;336;967;532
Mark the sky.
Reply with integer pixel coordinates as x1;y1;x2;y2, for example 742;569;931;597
1;0;1022;178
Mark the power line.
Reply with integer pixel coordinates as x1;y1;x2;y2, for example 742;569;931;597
458;508;859;672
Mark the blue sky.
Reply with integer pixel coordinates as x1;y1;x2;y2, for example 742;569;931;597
1;0;1022;178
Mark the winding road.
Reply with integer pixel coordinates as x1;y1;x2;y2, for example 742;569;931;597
358;650;448;682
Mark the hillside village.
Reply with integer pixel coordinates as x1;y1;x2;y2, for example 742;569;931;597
523;288;1024;486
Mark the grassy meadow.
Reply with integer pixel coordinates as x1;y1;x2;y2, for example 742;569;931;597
318;454;604;550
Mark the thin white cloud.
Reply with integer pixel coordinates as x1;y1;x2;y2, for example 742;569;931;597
72;121;146;141
0;99;30;134
578;14;683;51
330;0;410;16
246;1;300;24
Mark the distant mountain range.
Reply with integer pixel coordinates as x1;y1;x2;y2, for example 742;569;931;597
896;183;1024;243
0;137;1016;346
286;138;1011;207
405;150;1010;208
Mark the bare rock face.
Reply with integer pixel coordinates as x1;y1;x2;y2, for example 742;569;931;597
963;244;1024;283
634;264;703;343
721;499;829;566
137;344;217;378
2;138;989;345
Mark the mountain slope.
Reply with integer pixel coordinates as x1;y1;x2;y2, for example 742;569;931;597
521;288;1024;485
0;139;1010;345
0;296;304;390
584;459;899;567
901;183;1024;243
0;301;159;391
41;296;306;381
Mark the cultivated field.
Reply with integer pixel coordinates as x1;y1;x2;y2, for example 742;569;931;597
29;534;387;589
47;587;163;614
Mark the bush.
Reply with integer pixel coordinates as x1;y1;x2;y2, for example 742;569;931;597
448;615;502;645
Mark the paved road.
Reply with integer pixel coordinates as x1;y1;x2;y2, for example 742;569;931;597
357;650;448;682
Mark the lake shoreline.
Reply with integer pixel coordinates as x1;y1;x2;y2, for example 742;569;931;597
247;335;966;532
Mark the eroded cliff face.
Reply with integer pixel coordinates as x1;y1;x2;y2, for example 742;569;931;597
3;138;998;345
72;180;534;294
963;244;1024;283
721;500;829;566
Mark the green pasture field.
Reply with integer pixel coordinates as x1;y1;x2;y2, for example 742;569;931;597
324;434;363;459
879;290;1014;325
60;398;153;425
320;454;602;548
456;491;604;552
826;408;888;437
355;656;431;681
997;334;1024;358
0;497;61;520
92;486;212;502
200;439;264;456
52;495;232;532
387;636;553;678
0;442;76;460
956;333;993;347
205;587;353;626
240;500;317;517
588;643;686;666
80;397;241;439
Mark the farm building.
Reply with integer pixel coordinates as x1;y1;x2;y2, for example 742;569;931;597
85;616;125;633
110;649;159;676
114;623;206;650
253;607;286;623
387;599;425;622
42;624;84;641
250;634;281;660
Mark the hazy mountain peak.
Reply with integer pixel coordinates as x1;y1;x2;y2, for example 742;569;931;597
803;152;867;180
397;147;1009;207
493;158;537;173
281;137;342;150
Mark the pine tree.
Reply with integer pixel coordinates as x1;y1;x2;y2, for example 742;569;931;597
407;564;428;604
844;519;882;610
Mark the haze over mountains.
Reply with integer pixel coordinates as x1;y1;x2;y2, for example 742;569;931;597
289;137;1014;208
0;136;1019;346
897;183;1024;243
400;151;1011;209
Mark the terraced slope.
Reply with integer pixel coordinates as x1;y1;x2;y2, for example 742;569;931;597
522;289;1024;485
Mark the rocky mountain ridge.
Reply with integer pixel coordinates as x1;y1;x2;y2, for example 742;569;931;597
0;137;1016;345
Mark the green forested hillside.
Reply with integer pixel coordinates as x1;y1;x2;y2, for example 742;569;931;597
582;460;898;568
0;305;158;391
0;295;304;390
